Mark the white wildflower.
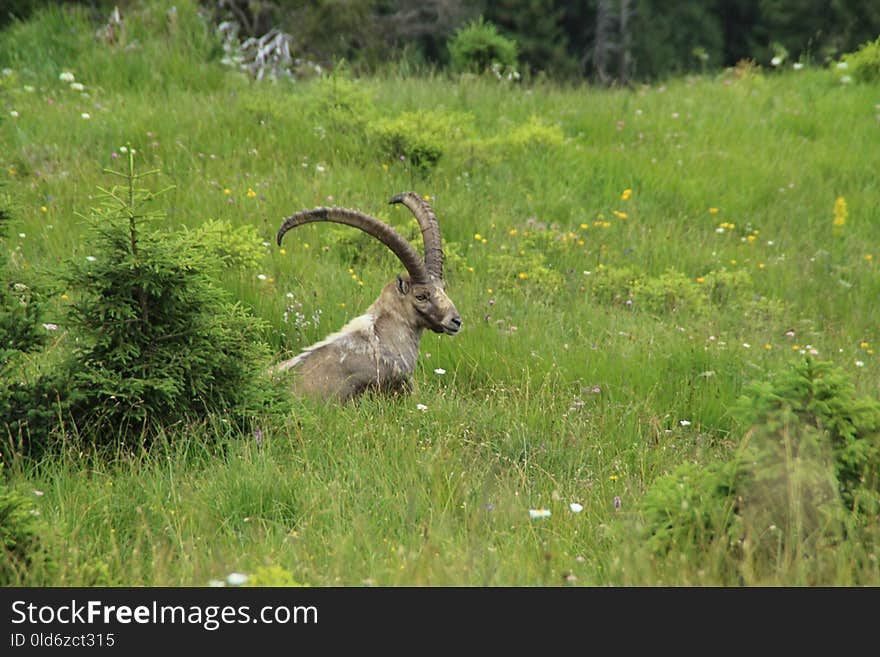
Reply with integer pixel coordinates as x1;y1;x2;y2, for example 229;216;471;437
226;572;249;586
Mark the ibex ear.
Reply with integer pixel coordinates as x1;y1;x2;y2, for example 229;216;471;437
396;275;410;295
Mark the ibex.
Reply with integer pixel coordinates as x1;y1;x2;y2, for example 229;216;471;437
273;192;462;402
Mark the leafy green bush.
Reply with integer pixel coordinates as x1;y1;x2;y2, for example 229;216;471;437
9;155;282;454
371;109;474;171
59;159;275;440
305;71;377;136
639;459;744;558
480;115;564;152
184;219;265;272
0;190;54;451
700;269;753;306
0;473;50;585
841;36;880;83
588;265;640;307
638;268;708;315
735;358;880;517
588;265;783;321
639;358;880;582
0;192;46;372
448;17;518;74
245;564;307;587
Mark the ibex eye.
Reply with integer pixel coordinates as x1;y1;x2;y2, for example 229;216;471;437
415;294;428;301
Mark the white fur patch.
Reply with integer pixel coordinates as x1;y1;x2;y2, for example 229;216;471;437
290;313;376;366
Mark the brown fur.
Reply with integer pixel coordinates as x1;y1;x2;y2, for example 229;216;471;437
273;277;460;402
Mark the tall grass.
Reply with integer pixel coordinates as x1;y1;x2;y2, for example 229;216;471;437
1;2;878;585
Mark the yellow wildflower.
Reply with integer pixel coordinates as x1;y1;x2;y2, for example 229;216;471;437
695;276;705;284
833;196;847;227
708;207;719;214
621;189;632;201
517;272;528;280
612;210;628;219
246;188;257;199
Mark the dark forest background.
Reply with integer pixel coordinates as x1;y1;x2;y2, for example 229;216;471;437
4;1;880;81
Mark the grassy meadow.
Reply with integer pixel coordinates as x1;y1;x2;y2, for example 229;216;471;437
1;2;879;586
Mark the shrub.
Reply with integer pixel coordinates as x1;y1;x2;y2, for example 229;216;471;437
481;115;564;151
841;36;880;83
245;564;307;587
588;265;640;307
0;191;46;372
448;17;518;74
305;70;377;136
184;219;265;272
639;459;745;560
639;358;880;582
15;153;280;453
734;358;880;517
638;268;708;315
0;189;53;451
371;109;474;172
0;472;50;585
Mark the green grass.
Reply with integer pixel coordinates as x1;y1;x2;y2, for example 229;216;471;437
2;2;878;586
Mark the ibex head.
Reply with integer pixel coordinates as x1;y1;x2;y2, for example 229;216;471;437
387;191;461;336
